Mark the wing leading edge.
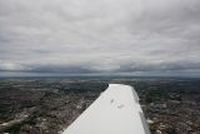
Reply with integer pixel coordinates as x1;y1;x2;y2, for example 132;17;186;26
63;84;150;134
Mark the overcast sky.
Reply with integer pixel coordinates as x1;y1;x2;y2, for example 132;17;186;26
0;0;200;77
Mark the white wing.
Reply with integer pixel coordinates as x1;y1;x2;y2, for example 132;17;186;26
63;84;150;134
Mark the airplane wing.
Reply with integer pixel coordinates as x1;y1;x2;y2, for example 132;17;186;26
63;84;150;134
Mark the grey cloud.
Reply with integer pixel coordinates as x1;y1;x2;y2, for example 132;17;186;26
0;0;200;76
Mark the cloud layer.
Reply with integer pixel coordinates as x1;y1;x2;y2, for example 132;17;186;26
0;0;200;76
